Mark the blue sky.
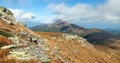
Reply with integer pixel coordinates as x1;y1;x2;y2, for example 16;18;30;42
0;0;120;30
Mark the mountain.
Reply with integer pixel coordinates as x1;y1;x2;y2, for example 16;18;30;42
30;19;114;45
83;30;113;44
30;19;87;36
102;28;120;34
0;6;120;63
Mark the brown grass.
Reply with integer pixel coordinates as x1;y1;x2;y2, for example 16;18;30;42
36;32;120;63
0;37;13;47
0;58;40;63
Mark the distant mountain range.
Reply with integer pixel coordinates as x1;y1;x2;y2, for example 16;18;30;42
30;19;115;45
30;20;87;36
103;28;120;34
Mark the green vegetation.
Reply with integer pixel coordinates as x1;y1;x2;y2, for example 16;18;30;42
0;41;5;47
32;27;61;32
0;30;11;37
84;31;112;45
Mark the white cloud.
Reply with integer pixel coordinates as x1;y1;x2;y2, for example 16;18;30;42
38;16;58;24
40;18;54;24
21;13;35;20
9;9;35;21
47;0;120;23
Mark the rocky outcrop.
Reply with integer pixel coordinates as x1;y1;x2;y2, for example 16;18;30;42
0;7;13;16
62;33;78;39
9;45;50;62
62;33;93;47
0;6;16;25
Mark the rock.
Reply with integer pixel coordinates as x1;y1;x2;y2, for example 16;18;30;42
20;32;28;35
1;45;15;49
9;45;51;62
28;36;39;44
9;51;30;60
0;6;16;25
57;39;62;42
52;37;57;39
1;44;23;49
8;35;20;44
50;46;61;54
0;6;13;16
18;22;27;27
37;39;50;51
27;35;45;44
62;33;78;39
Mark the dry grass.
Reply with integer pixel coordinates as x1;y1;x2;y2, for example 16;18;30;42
0;58;40;63
0;36;13;47
36;32;120;63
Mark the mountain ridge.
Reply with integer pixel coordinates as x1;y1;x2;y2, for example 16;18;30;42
30;19;114;44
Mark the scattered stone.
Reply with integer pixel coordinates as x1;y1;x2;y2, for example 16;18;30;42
62;33;78;39
9;45;51;62
52;37;57;39
0;6;16;25
20;32;29;36
50;46;61;54
57;39;62;42
9;51;30;60
18;22;27;27
1;44;23;49
8;35;20;44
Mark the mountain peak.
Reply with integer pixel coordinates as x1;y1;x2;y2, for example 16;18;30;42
53;19;70;26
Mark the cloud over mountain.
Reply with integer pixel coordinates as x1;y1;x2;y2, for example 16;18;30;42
48;0;120;23
9;9;35;21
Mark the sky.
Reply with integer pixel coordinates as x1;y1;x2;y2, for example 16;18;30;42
0;0;120;30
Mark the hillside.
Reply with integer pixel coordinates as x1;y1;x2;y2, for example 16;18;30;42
36;32;120;63
0;6;120;63
30;20;114;45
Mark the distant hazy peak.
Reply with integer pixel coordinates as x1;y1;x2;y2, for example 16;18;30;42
53;19;70;26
